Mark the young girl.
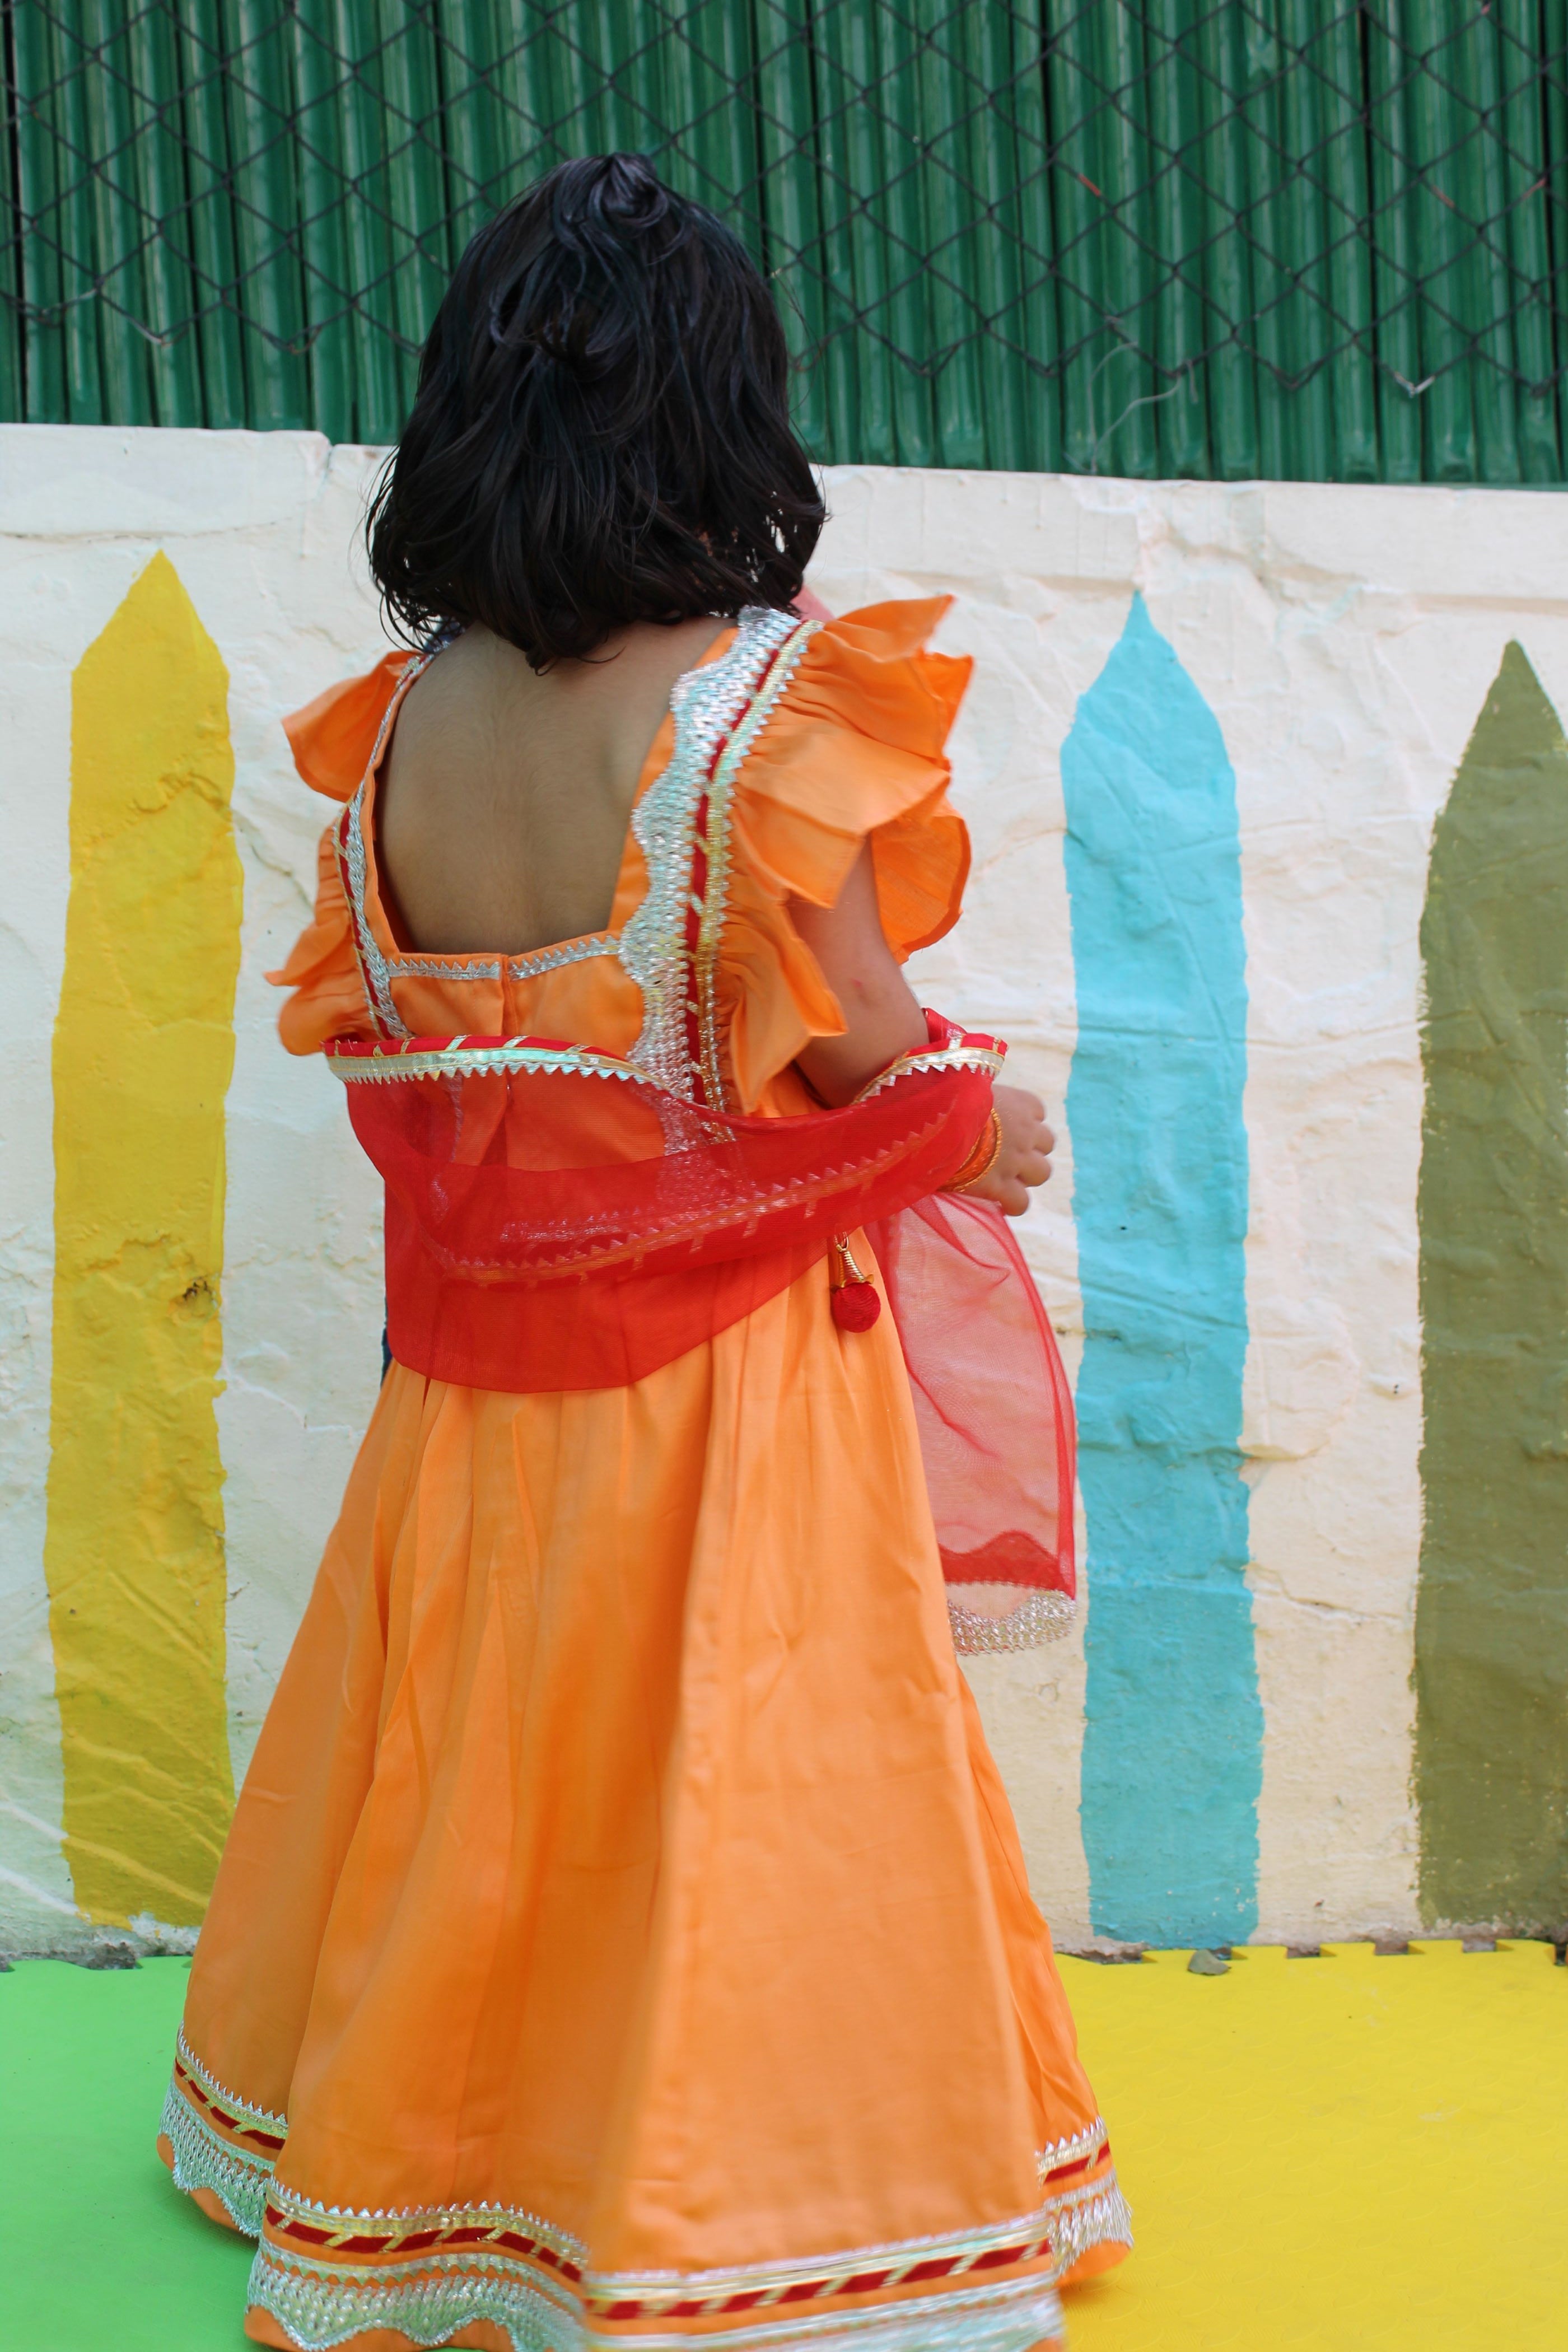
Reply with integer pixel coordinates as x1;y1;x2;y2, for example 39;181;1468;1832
159;153;1129;2352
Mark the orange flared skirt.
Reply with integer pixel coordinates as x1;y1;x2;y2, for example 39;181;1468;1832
162;1266;1127;2352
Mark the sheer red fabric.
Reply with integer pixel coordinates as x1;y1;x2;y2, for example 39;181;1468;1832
870;1193;1076;1630
330;1028;999;1390
328;1017;1075;1638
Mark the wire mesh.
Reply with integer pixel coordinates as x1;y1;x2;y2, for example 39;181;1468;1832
4;2;1568;481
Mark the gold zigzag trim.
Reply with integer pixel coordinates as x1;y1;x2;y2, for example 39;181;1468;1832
175;2026;288;2133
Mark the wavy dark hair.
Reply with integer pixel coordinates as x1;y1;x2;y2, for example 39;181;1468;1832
367;155;825;670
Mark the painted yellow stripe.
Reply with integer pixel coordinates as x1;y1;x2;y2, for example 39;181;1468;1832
45;553;240;1926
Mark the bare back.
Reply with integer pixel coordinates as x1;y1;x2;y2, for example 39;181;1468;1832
377;615;725;958
374;606;961;1116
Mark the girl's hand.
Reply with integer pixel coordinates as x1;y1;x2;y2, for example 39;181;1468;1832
964;1084;1054;1216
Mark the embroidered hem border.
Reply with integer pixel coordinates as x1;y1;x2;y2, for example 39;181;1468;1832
162;2070;275;2237
162;2056;1128;2348
246;2247;1075;2352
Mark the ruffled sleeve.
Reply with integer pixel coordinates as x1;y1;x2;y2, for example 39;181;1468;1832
724;598;972;1111
281;650;413;802
265;828;377;1054
265;652;413;1052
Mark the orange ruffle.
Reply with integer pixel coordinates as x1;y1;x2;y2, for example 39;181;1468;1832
265;603;973;1107
723;599;972;1109
265;830;376;1054
732;598;970;926
268;652;414;1054
282;650;414;802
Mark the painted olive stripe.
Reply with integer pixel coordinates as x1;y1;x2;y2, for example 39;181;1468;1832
1416;642;1568;1933
44;554;239;1926
1063;596;1261;1946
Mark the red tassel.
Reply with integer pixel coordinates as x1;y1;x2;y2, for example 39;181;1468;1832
831;1280;881;1332
829;1235;881;1331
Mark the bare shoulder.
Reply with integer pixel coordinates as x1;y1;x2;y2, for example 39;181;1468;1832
390;630;511;770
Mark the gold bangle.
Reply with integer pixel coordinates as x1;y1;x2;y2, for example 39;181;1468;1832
945;1108;1002;1194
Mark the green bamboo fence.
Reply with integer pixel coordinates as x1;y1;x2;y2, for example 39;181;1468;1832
3;0;1568;480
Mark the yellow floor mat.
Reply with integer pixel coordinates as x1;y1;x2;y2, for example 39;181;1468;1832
1061;1940;1566;2349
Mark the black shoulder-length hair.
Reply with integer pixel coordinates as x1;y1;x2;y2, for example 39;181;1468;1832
367;154;825;670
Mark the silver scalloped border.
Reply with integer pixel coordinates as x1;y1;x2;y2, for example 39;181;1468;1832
161;2077;273;2238
237;2172;1124;2348
949;1590;1076;1653
245;2246;1073;2352
169;2047;1124;2351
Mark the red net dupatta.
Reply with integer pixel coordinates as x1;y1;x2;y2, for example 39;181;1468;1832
870;1194;1076;1652
325;1025;1001;1387
326;1021;1076;1651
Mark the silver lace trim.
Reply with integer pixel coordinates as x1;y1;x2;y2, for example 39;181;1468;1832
246;2247;1067;2352
328;1039;680;1090
247;2243;579;2352
241;2166;1125;2332
854;1044;1006;1100
267;2178;587;2267
391;952;502;979
622;607;813;1100
340;777;410;1039
384;936;618;984
510;932;618;982
1036;2116;1109;2177
176;2024;290;2132
1046;2173;1134;2271
950;1590;1077;1654
170;2046;1111;2276
689;618;822;1109
338;647;436;1039
161;2078;273;2238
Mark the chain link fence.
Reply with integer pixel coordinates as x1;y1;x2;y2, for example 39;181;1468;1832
3;2;1568;482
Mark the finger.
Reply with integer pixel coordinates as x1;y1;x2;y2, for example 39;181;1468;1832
999;1178;1031;1217
1011;1149;1052;1188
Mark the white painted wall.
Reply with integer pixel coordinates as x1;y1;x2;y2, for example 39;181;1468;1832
4;427;1567;1953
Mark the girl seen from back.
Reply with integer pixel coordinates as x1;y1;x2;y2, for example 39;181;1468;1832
157;152;1130;2352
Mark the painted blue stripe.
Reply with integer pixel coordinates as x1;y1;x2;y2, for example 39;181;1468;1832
1062;595;1261;1946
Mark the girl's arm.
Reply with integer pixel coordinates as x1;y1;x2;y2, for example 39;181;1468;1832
787;843;1054;1214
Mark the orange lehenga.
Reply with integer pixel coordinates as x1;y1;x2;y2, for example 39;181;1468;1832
159;600;1130;2352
